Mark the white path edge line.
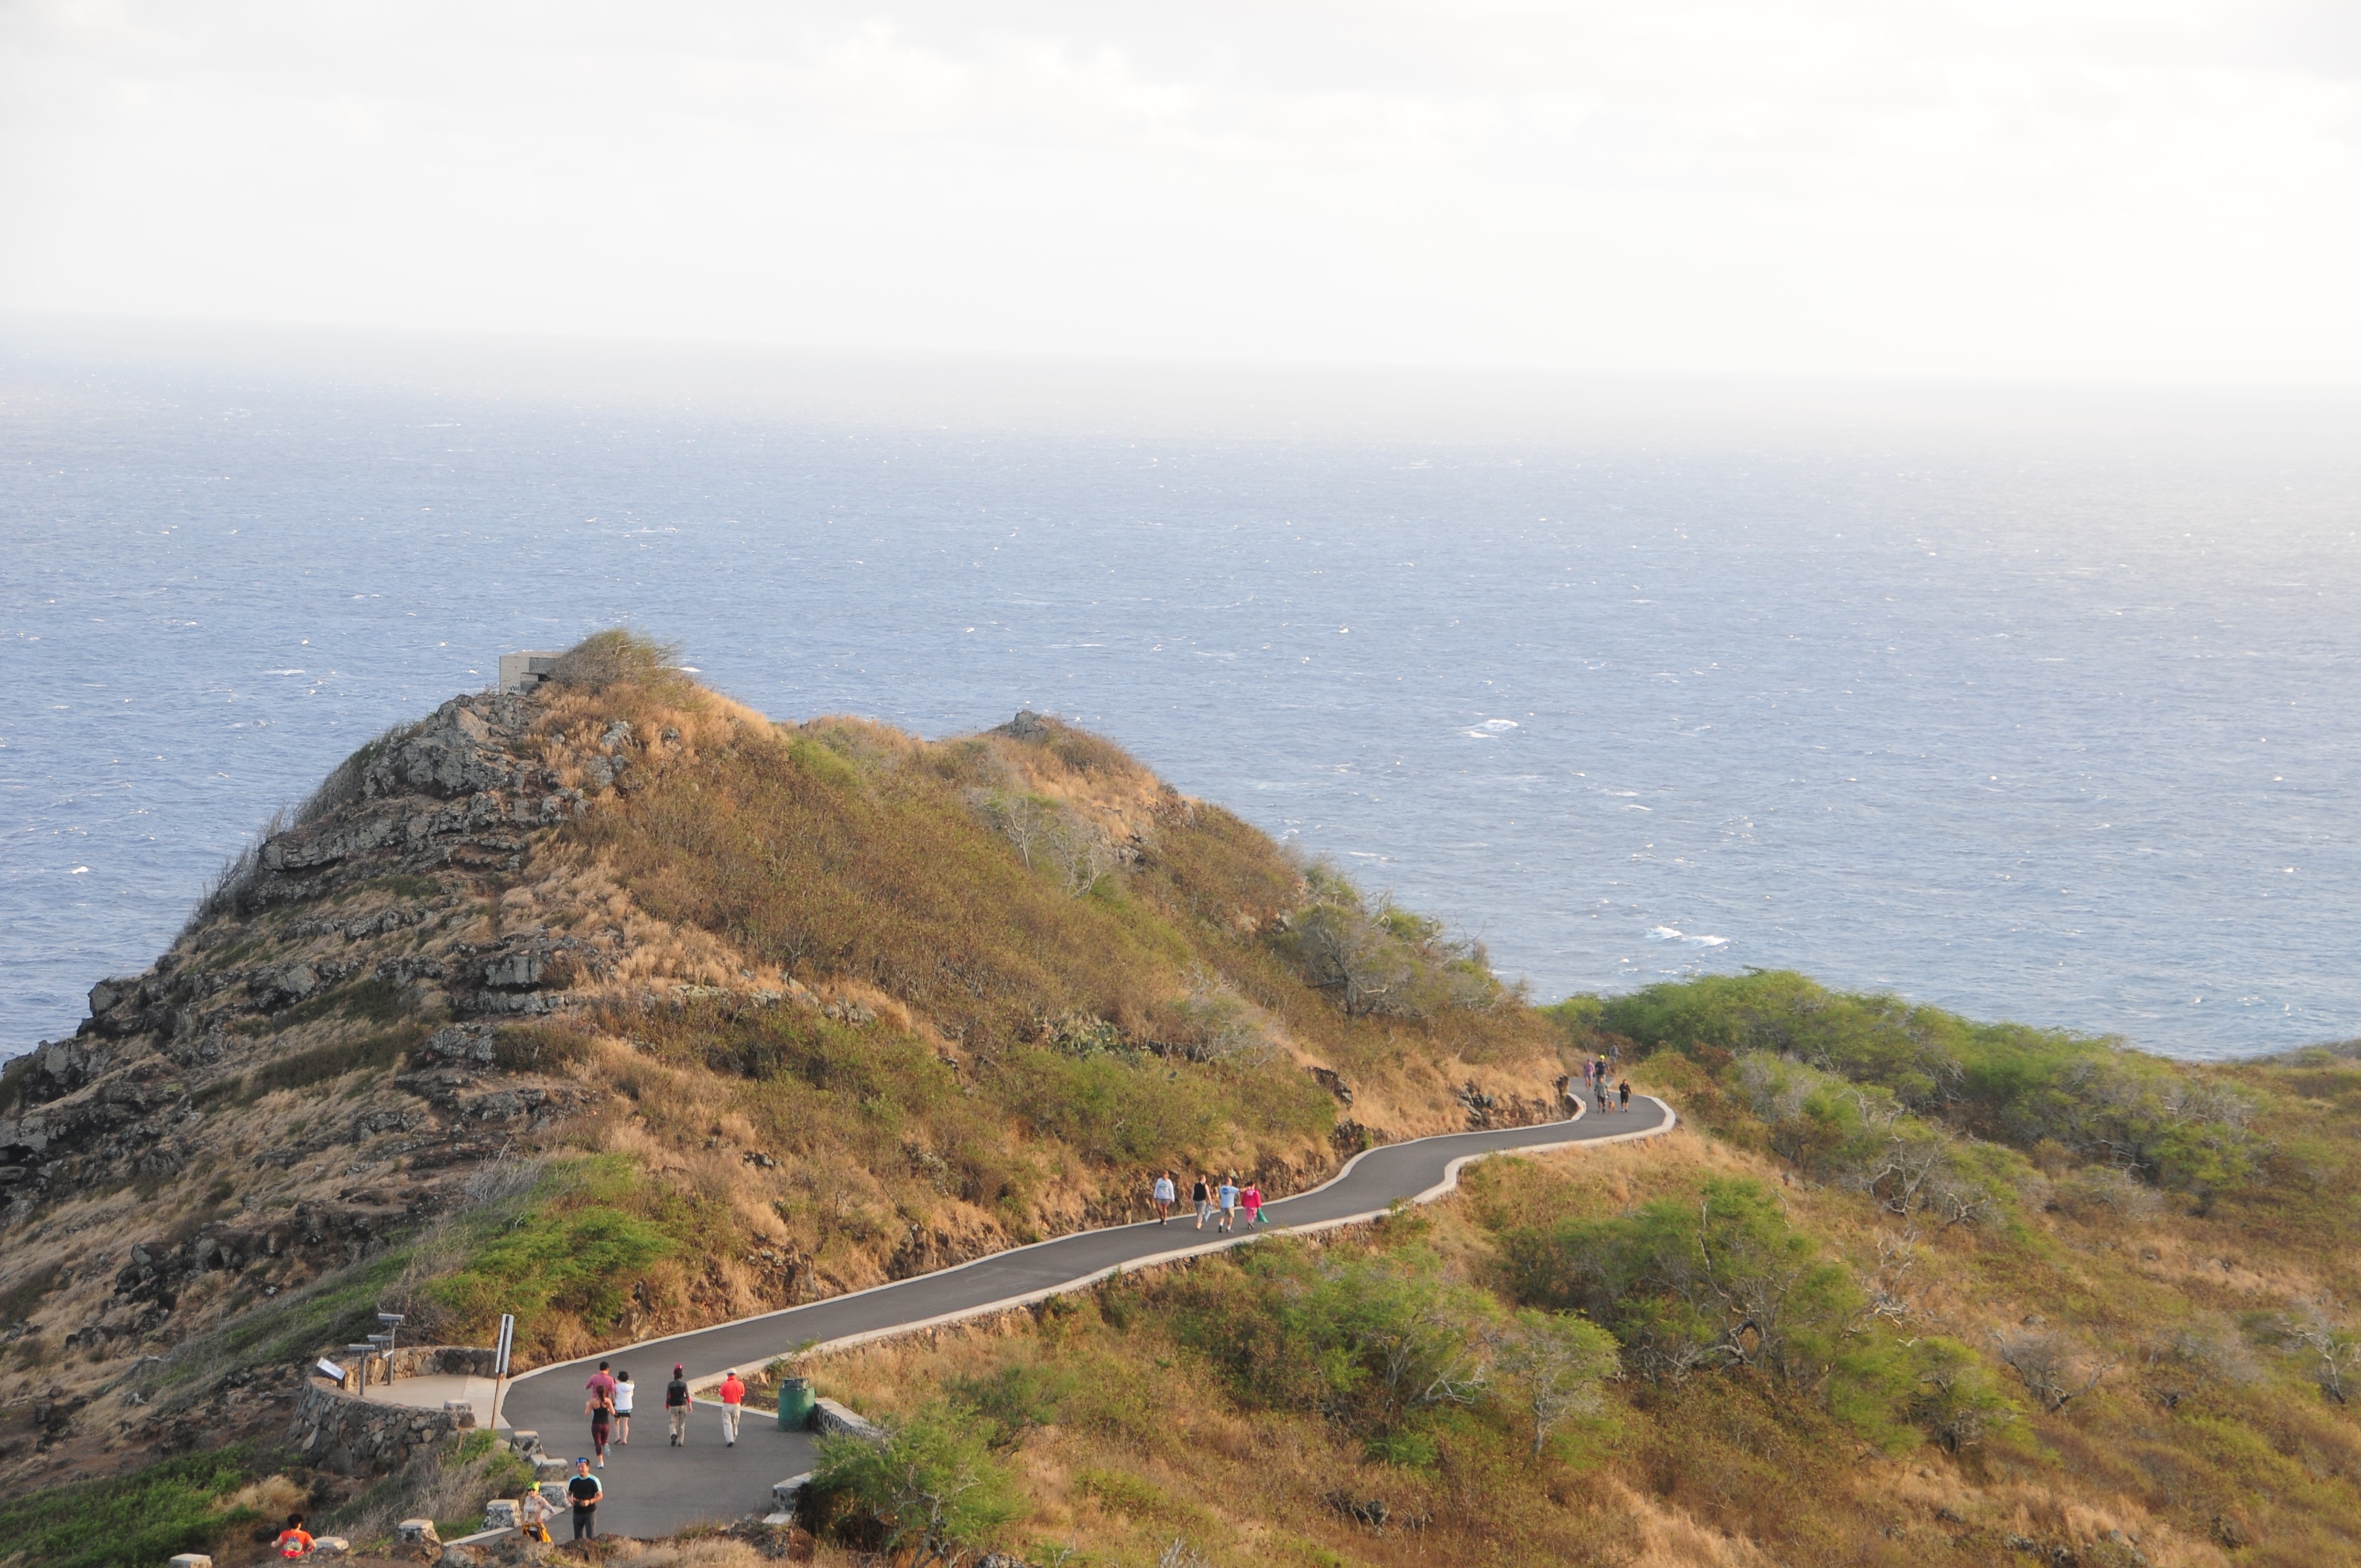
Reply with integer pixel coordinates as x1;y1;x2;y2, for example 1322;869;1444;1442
508;1098;1677;1415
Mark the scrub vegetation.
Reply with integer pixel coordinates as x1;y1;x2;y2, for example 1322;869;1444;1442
0;629;1573;1492
0;1444;264;1568
402;634;1566;1362
795;974;2361;1568
10;633;2357;1567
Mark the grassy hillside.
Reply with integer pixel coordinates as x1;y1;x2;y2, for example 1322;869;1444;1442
0;631;1571;1506
8;633;2354;1568
417;634;1562;1359
775;974;2361;1568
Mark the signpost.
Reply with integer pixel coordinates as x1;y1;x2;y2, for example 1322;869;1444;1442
346;1343;377;1398
492;1314;516;1430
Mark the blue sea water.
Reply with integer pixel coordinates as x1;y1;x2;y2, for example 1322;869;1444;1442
4;323;2357;1061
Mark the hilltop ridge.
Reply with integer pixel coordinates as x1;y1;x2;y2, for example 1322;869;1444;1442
0;632;1569;1493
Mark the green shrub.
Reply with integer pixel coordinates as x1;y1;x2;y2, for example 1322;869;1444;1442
949;1361;1081;1450
1172;1243;1492;1454
428;1155;717;1341
1504;1177;1861;1389
552;628;687;693
1584;972;2260;1200
809;1402;1021;1558
0;1445;257;1568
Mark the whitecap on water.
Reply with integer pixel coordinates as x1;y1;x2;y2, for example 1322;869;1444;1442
1647;925;1729;948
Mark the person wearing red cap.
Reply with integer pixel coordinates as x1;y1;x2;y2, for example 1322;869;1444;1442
717;1369;747;1447
665;1363;690;1446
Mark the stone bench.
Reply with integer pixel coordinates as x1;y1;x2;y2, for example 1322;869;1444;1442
812;1396;880;1440
771;1469;814;1516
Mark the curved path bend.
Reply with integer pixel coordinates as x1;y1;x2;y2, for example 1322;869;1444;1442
502;1096;1674;1538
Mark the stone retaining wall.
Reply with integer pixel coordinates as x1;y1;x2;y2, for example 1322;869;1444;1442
322;1342;497;1395
287;1377;471;1476
384;1343;499;1379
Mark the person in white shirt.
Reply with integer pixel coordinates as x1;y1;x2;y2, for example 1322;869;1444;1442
612;1371;635;1445
1152;1170;1177;1225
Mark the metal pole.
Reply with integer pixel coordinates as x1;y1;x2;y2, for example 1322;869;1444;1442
376;1313;405;1386
493;1314;515;1429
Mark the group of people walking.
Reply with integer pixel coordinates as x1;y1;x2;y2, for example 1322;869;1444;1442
1151;1170;1267;1232
561;1358;746;1539
543;1072;1646;1547
1581;1054;1634;1114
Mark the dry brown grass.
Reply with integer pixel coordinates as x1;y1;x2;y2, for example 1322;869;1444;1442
767;1053;2361;1568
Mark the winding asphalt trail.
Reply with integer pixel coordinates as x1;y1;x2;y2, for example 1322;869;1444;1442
501;1096;1673;1538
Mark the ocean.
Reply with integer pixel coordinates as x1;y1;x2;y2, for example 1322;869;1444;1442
5;321;2357;1061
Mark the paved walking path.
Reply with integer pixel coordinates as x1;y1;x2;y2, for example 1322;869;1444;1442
501;1096;1673;1538
358;1371;499;1428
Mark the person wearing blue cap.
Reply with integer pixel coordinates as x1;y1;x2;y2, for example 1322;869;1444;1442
567;1457;603;1539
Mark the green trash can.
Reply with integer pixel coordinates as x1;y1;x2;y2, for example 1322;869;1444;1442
776;1376;815;1431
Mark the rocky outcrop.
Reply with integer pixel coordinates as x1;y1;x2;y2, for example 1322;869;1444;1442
0;690;626;1226
1455;1080;1554;1130
240;694;586;905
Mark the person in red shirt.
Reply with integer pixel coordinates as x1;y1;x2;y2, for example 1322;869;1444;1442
717;1369;747;1447
274;1512;315;1558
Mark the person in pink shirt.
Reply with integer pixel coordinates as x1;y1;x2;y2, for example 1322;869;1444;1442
1241;1181;1266;1228
584;1359;619;1467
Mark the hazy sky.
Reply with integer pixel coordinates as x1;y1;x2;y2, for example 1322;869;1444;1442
4;2;2358;378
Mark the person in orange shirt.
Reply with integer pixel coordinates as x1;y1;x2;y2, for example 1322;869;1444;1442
274;1512;315;1558
717;1369;747;1447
